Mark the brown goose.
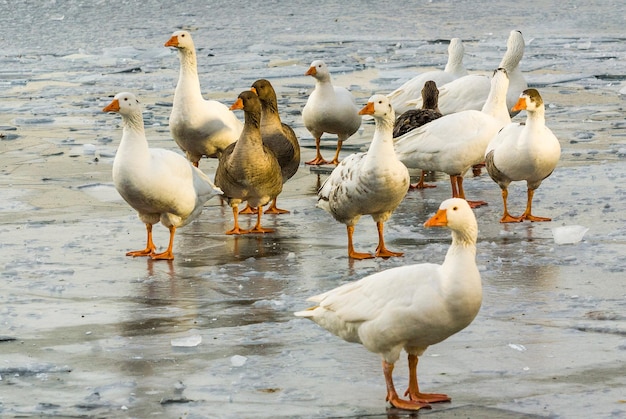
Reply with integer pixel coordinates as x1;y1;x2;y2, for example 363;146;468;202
214;91;283;235
393;80;443;189
239;79;300;215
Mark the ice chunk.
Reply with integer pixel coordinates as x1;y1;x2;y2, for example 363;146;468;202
552;225;589;245
83;144;96;155
508;343;527;352
171;334;202;347
230;355;247;367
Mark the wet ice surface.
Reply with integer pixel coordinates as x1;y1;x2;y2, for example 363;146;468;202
1;0;626;417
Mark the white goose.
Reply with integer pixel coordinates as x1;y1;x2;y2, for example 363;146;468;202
103;92;223;260
296;198;482;411
485;88;561;222
165;30;243;166
302;60;362;165
394;68;511;207
317;95;409;259
406;30;527;116
388;38;468;115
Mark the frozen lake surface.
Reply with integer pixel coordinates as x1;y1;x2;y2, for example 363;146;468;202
1;1;625;417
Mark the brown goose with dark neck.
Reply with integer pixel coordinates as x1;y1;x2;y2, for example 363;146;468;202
239;79;300;215
393;80;443;189
214;90;283;235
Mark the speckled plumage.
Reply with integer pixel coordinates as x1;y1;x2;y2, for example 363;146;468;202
317;95;409;259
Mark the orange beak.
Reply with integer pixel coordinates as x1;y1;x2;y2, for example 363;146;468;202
164;35;179;47
305;66;316;76
230;97;244;111
250;87;257;95
424;209;447;228
511;97;526;112
103;98;120;113
358;102;375;116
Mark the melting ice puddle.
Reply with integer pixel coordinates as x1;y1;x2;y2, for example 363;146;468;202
76;183;122;203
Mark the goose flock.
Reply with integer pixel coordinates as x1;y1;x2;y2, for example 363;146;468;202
101;29;562;411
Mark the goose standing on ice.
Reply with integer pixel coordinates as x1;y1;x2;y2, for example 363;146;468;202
393;80;443;189
165;30;243;166
302;60;361;165
394;68;511;207
485;89;561;222
296;198;482;411
103;92;223;260
250;79;300;214
406;30;527;116
317;95;409;259
388;38;467;115
214;91;283;235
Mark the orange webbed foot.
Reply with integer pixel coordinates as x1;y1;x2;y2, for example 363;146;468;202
305;156;330;165
247;226;275;234
405;390;451;404
500;214;523;223
238;205;258;215
226;227;250;235
151;251;174;261
126;248;155;257
375;248;404;258
387;394;431;411
349;251;375;260
467;200;488;208
264;206;290;215
409;182;436;190
522;214;552;222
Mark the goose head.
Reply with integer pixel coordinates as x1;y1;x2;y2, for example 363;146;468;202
512;88;543;113
103;92;141;116
424;198;478;244
305;60;331;82
359;94;395;121
164;30;195;50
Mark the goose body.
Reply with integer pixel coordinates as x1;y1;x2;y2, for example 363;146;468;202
103;92;223;260
252;79;300;214
393;80;443;189
485;89;561;222
317;95;409;259
296;198;482;410
406;30;527;116
214;91;283;235
302;60;362;165
393;80;442;138
394;68;511;207
388;38;467;115
165;30;243;166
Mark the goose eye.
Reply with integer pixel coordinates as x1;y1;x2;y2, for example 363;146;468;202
452;206;458;211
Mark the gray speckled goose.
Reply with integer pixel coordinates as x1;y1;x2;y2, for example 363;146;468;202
317;94;409;259
214;91;283;235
